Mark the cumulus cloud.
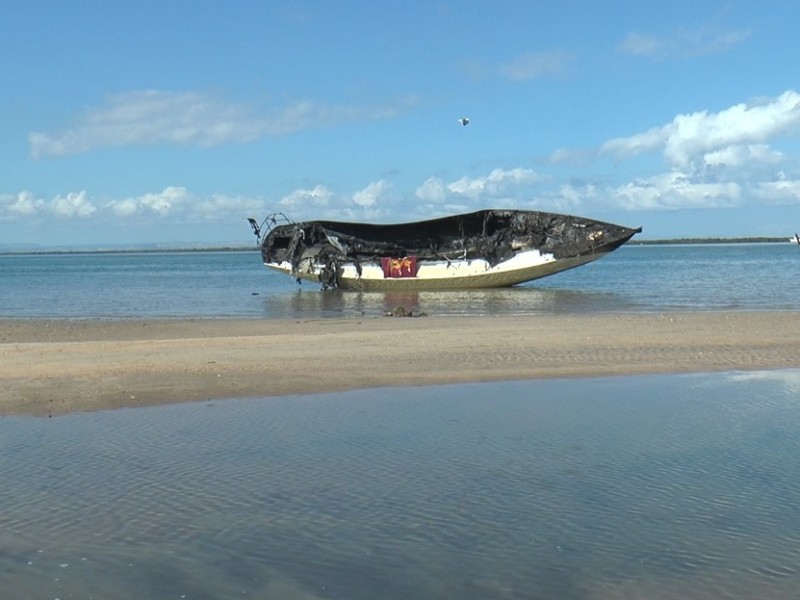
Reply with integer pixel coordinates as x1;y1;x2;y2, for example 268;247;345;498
280;184;333;208
450;168;540;198
106;198;139;217
0;186;272;225
618;26;751;58
29;90;411;158
415;177;448;203
600;126;665;160
554;183;597;210
611;172;743;210
703;144;783;169
8;87;800;232
416;168;541;205
578;90;800;210
107;186;192;216
0;191;45;219
601;90;800;172
352;180;391;207
1;190;96;219
51;191;97;218
751;174;800;205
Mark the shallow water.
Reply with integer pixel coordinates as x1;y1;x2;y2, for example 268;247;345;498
2;243;800;319
2;370;800;599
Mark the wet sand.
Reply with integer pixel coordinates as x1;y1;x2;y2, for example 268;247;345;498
2;312;800;416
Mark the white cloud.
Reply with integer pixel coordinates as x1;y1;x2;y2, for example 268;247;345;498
280;184;333;208
600;126;665;160
107;186;191;216
0;191;44;218
1;190;98;220
601;90;800;172
51;191;96;218
618;26;751;59
9;85;800;235
107;198;139;217
427;164;797;213
29;91;265;158
418;168;540;205
703;144;783;169
3;162;798;236
352;180;391;207
583;90;800;211
140;187;190;215
452;167;540;198
555;183;596;210
751;176;800;205
1;186;270;224
415;177;448;203
29;90;411;158
611;172;742;210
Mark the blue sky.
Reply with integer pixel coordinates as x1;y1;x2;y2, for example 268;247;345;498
2;0;799;248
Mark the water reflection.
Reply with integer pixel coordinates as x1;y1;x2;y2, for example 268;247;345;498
2;370;800;598
261;285;639;319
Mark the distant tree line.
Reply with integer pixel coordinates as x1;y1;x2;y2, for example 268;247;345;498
635;237;787;245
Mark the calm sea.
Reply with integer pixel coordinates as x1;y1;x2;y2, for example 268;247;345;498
3;244;800;598
1;243;800;319
2;371;800;599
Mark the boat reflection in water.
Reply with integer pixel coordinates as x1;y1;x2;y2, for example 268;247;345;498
258;286;637;319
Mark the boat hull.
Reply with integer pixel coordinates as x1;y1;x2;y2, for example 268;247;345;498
250;209;641;291
266;247;624;291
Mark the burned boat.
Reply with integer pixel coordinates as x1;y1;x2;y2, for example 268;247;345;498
247;209;641;291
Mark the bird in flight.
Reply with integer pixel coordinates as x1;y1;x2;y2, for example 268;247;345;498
458;117;470;126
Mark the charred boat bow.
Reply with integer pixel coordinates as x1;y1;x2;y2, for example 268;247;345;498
248;209;641;291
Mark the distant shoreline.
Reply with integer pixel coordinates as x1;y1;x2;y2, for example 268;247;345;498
634;237;792;245
0;246;259;256
0;237;794;255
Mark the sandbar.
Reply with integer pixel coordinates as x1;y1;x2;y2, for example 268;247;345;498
2;312;800;416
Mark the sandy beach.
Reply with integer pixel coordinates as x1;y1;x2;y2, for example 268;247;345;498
2;311;800;416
